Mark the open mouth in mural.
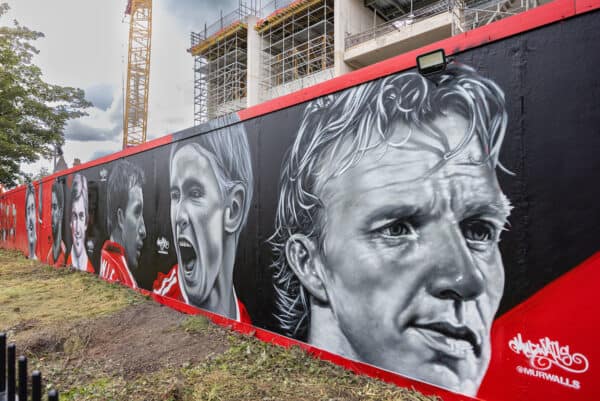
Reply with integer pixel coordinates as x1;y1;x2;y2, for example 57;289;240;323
412;321;482;359
178;237;197;273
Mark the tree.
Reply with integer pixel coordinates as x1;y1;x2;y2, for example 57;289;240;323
0;2;91;187
27;166;50;182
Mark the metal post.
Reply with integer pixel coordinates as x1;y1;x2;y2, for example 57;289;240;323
1;333;6;393
17;356;27;401
32;371;42;401
7;344;15;401
48;389;58;401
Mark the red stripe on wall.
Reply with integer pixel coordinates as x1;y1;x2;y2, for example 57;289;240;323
238;0;591;122
576;0;600;12
143;251;600;401
56;134;174;179
138;288;479;401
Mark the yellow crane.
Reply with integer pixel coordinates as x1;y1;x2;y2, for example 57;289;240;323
123;0;152;149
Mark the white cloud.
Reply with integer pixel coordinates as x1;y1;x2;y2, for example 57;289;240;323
7;0;239;175
85;83;115;111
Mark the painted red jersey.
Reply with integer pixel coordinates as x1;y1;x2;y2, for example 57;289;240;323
153;265;183;301
66;252;94;273
100;240;137;289
153;264;251;324
46;241;66;267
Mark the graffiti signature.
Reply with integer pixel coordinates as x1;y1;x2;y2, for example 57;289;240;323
509;333;589;374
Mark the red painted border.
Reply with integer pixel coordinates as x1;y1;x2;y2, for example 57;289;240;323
577;0;600;12
238;0;597;121
132;287;478;401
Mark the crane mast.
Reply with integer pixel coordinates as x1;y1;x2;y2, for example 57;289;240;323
123;0;152;149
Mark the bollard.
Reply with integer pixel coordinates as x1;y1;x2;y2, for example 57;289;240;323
48;389;58;401
7;344;15;401
17;356;27;401
32;370;42;401
0;333;5;393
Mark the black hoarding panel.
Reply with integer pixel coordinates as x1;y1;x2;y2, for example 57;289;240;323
1;5;599;401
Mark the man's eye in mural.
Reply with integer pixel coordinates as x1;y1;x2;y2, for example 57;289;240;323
372;219;418;239
189;186;204;199
461;218;502;250
170;189;180;202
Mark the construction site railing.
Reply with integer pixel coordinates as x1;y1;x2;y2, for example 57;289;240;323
345;0;539;50
461;0;538;31
345;0;452;50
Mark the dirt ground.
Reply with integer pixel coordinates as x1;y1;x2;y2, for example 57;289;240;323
0;249;437;401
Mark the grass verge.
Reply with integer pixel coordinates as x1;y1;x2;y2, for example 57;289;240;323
1;249;437;401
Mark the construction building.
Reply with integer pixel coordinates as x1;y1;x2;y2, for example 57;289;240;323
190;0;543;123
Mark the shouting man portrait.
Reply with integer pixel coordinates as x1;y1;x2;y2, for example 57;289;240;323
153;121;253;324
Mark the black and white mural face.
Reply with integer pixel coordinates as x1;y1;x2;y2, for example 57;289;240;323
167;123;253;320
121;184;146;270
99;159;147;288
49;178;65;265
271;65;511;396
25;183;37;260
170;143;226;308
69;173;89;271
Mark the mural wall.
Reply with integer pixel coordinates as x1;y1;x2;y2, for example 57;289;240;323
1;6;599;401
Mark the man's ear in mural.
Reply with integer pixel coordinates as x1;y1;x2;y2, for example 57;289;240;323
224;183;246;235
285;233;328;304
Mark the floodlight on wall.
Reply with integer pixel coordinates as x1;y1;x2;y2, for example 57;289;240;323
416;49;447;77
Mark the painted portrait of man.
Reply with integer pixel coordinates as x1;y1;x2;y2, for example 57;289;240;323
270;64;512;396
153;123;253;323
25;182;37;260
67;173;94;273
47;178;66;266
100;159;146;288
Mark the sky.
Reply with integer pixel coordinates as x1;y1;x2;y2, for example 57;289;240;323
3;0;237;176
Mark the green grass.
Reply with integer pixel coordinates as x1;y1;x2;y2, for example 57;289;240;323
0;249;143;333
0;249;438;401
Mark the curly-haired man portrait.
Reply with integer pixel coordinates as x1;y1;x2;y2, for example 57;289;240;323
271;64;512;396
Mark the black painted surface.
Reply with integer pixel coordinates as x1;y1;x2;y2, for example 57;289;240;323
42;10;600;326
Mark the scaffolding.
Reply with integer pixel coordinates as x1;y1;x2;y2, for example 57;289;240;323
257;0;334;98
190;1;258;124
